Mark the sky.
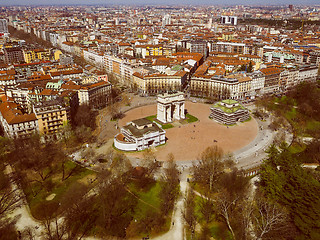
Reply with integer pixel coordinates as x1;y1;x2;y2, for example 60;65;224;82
1;0;320;6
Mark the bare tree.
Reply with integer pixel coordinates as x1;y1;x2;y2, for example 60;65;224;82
21;226;36;240
109;151;132;177
198;192;215;224
182;188;197;235
214;169;250;240
141;149;160;179
215;189;238;240
38;202;67;240
159;154;180;215
193;146;224;191
0;166;22;218
253;199;287;240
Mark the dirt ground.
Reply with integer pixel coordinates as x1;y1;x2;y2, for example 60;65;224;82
118;101;258;162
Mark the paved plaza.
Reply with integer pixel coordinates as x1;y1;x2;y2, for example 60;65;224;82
118;101;259;162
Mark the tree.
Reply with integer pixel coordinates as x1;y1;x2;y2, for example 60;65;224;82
107;102;122;120
198;192;215;225
159;154;180;215
214;169;250;240
182;188;197;235
60;183;98;240
193;146;224;191
0;161;21;240
259;145;320;239
73;105;97;129
253;197;287;240
96;177;136;237
109;151;132;178
37;201;67;240
141;149;160;180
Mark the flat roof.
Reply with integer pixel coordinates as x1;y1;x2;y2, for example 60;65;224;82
221;99;238;104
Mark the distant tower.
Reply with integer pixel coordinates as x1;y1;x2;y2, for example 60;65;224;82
207;18;213;29
162;14;171;27
221;16;237;26
0;19;8;33
289;5;294;11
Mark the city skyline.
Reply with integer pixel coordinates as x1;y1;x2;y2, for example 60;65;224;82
2;0;320;6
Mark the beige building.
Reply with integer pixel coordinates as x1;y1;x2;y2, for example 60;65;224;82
132;71;187;95
33;101;70;138
78;81;112;109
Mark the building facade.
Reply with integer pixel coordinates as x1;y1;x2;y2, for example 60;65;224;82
210;99;249;125
114;118;166;151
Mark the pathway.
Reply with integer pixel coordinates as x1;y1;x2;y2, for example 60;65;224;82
152;180;187;240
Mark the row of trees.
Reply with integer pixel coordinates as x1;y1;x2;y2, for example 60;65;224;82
190;85;231;101
0;132;181;239
8;25;53;49
259;144;320;240
144;81;182;95
183;146;295;240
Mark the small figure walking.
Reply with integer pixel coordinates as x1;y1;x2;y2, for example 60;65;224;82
172;221;175;226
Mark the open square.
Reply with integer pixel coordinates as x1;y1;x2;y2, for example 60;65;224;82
118;101;258;161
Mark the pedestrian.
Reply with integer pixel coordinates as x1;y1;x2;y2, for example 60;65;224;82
172;221;174;226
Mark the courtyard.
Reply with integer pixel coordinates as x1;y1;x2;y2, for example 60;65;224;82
118;101;258;161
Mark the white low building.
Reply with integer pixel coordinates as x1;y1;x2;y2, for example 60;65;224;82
114;118;166;151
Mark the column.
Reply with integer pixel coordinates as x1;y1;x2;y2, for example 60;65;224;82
166;105;172;122
180;102;185;119
174;103;180;120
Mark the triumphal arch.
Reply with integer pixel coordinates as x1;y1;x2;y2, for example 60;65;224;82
157;92;185;123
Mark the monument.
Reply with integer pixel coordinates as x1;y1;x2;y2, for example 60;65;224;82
210;99;249;125
157;92;185;123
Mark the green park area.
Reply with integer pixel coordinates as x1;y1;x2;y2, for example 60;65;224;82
255;82;320;155
24;160;95;220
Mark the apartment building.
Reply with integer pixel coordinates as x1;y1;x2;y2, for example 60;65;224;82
78;80;112;109
0;97;39;139
33;100;70;139
132;70;187;95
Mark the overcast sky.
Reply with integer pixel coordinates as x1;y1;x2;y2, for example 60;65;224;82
2;0;320;6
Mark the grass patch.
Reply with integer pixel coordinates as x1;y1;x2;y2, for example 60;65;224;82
145;115;157;121
145;115;174;129
306;120;320;132
144;114;198;128
129;181;161;221
162;123;174;129
185;113;198;123
289;141;306;154
242;115;252;123
24;160;94;220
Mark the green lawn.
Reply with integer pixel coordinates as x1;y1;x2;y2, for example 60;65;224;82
129;181;161;221
289;142;306;154
145;115;157;121
185;113;199;123
145;114;198;128
24;161;95;219
306;120;320;132
193;187;232;240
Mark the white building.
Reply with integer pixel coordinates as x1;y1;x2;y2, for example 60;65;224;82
0;19;8;33
157;92;185;123
298;65;318;84
114;118;166;151
221;16;238;26
0;99;39;139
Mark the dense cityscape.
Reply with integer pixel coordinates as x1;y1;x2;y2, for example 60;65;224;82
0;3;319;240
